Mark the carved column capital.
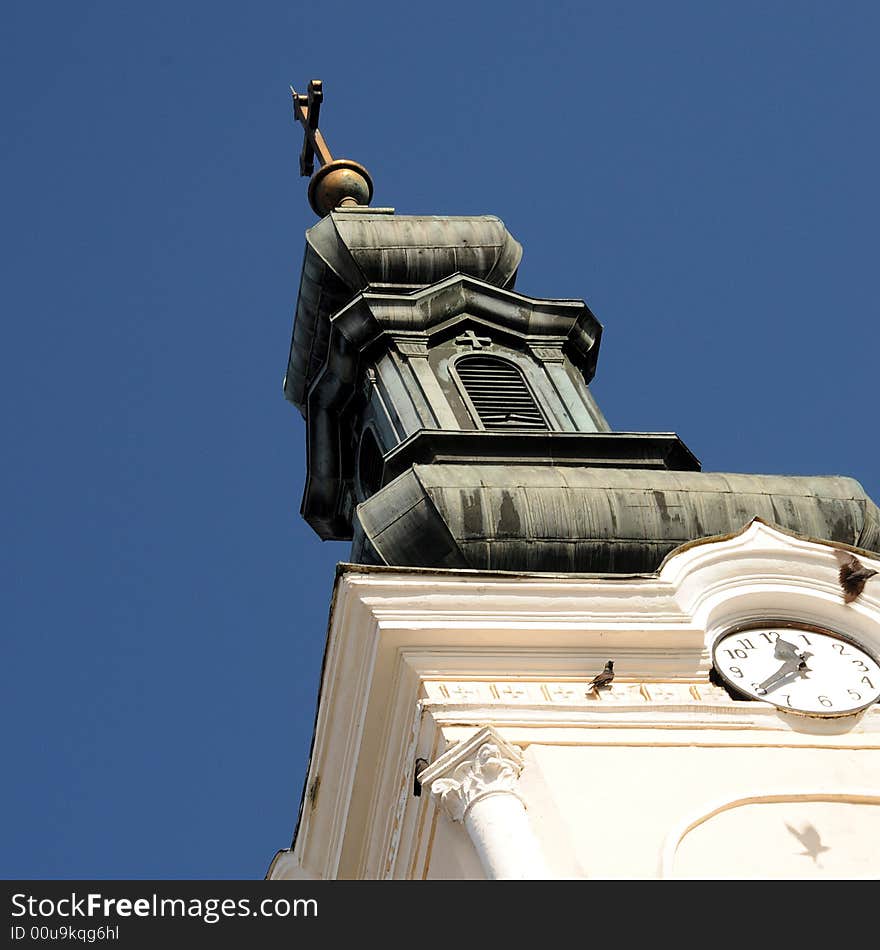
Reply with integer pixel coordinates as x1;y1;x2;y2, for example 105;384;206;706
419;726;525;823
417;726;550;878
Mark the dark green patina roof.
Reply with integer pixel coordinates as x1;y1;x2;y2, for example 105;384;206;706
282;210;880;573
284;211;522;412
352;465;880;573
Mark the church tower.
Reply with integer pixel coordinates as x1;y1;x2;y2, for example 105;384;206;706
268;82;880;880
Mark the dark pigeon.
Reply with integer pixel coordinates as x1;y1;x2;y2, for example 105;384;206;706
834;551;878;604
588;660;615;692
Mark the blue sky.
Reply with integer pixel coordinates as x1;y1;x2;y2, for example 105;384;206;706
3;1;878;879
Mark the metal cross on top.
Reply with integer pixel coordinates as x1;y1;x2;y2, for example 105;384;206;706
291;80;333;177
289;79;374;217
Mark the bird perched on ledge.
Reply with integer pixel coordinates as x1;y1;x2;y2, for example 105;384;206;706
834;550;878;604
588;660;614;693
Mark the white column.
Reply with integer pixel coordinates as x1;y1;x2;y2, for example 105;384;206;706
419;725;551;879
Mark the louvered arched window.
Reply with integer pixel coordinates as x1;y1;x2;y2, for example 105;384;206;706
455;355;548;430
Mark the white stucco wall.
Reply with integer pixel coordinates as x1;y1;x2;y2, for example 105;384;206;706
519;742;880;879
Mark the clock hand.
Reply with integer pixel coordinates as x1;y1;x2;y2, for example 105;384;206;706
774;637;802;663
755;661;798;694
755;655;812;695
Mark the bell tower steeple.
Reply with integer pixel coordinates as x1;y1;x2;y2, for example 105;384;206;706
285;80;705;550
283;79;878;570
271;79;880;885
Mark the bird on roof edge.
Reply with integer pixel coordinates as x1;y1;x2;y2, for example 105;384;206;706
588;660;615;693
834;550;878;604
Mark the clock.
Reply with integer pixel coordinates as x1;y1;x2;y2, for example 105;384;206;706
712;622;880;717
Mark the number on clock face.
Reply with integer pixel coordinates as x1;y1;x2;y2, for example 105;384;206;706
712;624;880;716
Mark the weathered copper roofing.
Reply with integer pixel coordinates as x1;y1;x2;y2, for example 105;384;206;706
283;211;523;411
281;209;880;574
353;466;880;573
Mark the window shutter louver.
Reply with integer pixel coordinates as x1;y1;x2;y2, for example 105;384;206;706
456;355;548;430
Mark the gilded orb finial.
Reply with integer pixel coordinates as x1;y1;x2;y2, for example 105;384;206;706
290;79;374;217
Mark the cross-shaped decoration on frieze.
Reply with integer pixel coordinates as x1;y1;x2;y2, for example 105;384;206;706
455;329;492;349
545;684;578;703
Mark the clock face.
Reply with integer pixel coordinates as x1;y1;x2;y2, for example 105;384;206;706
712;623;880;717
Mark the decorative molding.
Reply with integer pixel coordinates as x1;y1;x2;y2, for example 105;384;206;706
528;343;565;362
382;699;425;879
422;680;733;706
360;366;378;396
420;726;525;823
395;340;430;358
